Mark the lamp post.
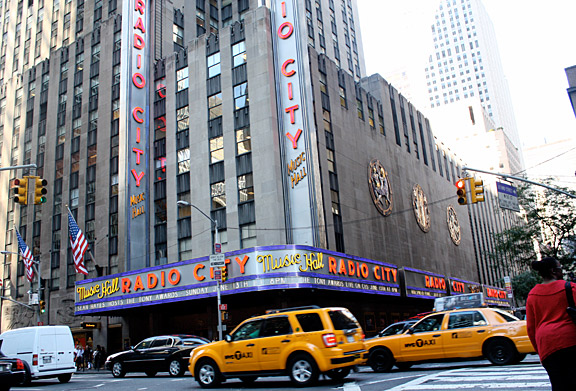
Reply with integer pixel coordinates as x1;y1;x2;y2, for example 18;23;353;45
0;250;41;323
176;200;223;340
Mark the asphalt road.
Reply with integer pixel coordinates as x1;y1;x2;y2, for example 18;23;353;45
14;355;550;391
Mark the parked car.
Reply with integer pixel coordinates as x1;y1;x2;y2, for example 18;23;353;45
188;305;366;388
0;325;75;384
365;307;535;372
375;320;417;338
105;335;209;377
0;350;27;391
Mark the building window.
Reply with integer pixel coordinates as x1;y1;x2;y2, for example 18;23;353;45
210;135;223;163
208;93;222;119
326;149;335;172
238;173;254;202
232;41;246;67
356;98;364;120
211;181;226;209
240;223;256;248
173;24;184;47
368;108;375;128
236;127;251;155
177;148;190;173
207;52;221;78
177;66;188;92
339;86;347;108
234;82;248;110
178;237;192;261
177;106;189;131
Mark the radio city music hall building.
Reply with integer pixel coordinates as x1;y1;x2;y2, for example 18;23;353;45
0;0;519;350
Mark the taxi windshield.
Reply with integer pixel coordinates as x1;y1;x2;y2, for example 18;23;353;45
329;309;360;330
493;309;520;322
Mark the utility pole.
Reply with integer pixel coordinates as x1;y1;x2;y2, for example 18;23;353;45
463;166;576;199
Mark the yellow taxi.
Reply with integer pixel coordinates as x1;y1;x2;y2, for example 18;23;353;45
188;306;366;388
366;304;535;372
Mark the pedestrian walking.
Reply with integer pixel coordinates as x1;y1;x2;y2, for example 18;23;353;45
526;257;576;391
74;344;84;370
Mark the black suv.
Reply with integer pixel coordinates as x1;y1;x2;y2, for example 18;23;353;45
105;335;209;377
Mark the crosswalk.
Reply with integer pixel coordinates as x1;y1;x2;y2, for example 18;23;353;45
384;364;551;390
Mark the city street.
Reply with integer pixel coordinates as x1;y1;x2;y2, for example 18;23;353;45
14;356;550;391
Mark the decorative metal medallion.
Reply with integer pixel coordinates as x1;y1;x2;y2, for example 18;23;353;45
368;159;393;216
447;205;461;245
412;184;430;232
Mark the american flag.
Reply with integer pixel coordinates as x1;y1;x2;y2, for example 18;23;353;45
15;228;34;282
68;211;88;275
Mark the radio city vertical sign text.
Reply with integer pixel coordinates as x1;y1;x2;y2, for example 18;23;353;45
120;0;150;269
272;0;317;245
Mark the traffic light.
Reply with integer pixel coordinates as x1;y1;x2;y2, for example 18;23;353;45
39;300;46;314
13;177;29;205
221;266;228;282
32;176;48;204
456;179;467;205
470;179;485;203
221;310;228;321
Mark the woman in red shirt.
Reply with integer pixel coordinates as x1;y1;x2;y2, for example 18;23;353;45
526;257;576;390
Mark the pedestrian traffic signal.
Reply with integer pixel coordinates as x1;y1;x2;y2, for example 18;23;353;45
221;266;228;282
39;300;46;313
221;310;228;321
456;179;467;205
13;177;28;205
470;179;485;203
32;176;48;204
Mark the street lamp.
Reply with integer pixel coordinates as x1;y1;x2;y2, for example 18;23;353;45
176;200;223;340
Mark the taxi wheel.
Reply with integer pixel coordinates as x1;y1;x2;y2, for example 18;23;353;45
195;358;222;389
485;339;517;365
112;361;126;378
288;354;319;387
369;348;394;373
58;373;72;383
169;359;185;377
326;367;351;381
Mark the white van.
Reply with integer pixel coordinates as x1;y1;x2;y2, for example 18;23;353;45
0;325;76;383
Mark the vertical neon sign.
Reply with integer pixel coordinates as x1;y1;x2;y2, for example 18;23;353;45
120;0;150;270
272;0;318;245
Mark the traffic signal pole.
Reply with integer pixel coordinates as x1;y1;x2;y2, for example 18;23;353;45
463;166;576;199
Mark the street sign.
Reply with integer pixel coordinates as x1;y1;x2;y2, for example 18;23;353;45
214;243;221;253
209;254;225;267
214;270;221;280
219;304;227;310
496;182;520;212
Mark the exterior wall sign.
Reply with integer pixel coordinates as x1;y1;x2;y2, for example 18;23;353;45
448;277;481;295
120;0;150;269
74;245;400;314
368;159;393;216
412;184;430;232
446;205;461;245
271;0;317;245
482;284;510;307
403;267;448;299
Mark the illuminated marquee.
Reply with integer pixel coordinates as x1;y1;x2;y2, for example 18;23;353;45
121;0;150;269
272;0;317;245
74;246;401;314
403;267;448;299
